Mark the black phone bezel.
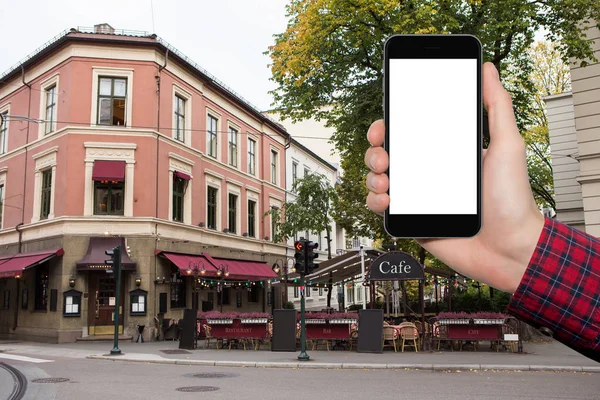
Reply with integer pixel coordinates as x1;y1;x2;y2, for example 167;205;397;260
383;34;482;238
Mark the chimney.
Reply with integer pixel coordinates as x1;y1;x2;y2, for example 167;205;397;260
94;23;115;34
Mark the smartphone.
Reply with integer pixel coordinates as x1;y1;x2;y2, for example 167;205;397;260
384;35;482;238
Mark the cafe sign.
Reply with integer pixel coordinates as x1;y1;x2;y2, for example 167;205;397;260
368;251;424;281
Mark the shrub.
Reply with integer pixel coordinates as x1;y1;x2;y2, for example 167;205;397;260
283;301;295;310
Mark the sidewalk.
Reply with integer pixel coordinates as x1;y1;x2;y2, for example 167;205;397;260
1;339;598;372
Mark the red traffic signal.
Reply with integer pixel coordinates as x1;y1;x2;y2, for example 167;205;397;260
294;241;304;251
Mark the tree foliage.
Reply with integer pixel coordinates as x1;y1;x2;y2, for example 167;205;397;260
519;41;572;210
268;0;599;244
265;172;337;243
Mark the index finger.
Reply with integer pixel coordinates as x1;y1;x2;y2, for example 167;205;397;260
367;120;385;147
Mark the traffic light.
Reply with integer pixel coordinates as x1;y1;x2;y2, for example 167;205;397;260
305;241;319;275
105;246;121;275
294;241;305;275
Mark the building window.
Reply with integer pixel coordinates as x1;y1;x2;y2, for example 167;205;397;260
2;290;9;310
228;127;238;167
207;186;218;230
228;193;237;233
97;77;127;126
174;95;186;142
319;287;323;297
40;169;52;220
207;115;218;158
172;177;185;223
270;150;277;184
306;286;311;297
170;271;186;308
35;264;49;311
247;200;256;238
0;111;7;154
94;182;124;215
271;206;279;241
293;286;299;299
218;287;230;305
347;286;354;304
45;85;57;134
248;138;256;175
248;285;260;303
292;162;298;190
356;286;362;302
0;185;4;228
304;166;310;177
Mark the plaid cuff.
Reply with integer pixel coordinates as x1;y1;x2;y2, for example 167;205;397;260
507;217;600;361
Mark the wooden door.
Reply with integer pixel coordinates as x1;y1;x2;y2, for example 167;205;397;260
88;273;124;335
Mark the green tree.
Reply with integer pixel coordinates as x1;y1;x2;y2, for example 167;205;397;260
516;41;572;211
265;172;338;305
268;0;599;243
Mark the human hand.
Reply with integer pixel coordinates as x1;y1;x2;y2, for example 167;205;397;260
364;62;545;293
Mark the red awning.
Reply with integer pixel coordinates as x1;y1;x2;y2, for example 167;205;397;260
212;258;278;280
76;237;136;271
92;160;126;182
160;252;217;275
174;171;191;180
156;251;276;280
0;248;64;278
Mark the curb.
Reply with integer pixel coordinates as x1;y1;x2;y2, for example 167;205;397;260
85;355;600;373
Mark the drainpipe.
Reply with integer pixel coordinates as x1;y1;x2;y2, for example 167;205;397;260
19;65;32;227
14;65;31;333
13;223;24;330
155;49;168;220
153;50;167;337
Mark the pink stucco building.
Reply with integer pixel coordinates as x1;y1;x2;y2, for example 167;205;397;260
0;24;288;342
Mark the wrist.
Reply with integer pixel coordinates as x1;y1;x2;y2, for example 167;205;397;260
507;211;545;292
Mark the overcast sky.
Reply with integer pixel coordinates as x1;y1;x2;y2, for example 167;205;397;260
0;0;290;111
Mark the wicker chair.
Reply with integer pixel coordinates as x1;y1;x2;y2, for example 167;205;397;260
432;323;453;351
400;324;419;352
203;324;218;349
382;325;398;352
348;328;358;351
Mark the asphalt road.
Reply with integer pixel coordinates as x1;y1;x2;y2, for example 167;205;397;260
2;358;598;400
0;364;15;400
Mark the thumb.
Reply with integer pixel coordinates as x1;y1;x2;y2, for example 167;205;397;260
483;63;522;147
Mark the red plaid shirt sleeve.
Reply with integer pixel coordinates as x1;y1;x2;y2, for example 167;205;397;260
507;217;600;362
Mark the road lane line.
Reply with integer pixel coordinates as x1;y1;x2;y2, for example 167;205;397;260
0;354;54;363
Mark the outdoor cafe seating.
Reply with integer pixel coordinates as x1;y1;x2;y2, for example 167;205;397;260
186;310;521;355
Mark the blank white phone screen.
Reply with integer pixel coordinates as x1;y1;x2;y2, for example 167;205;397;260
388;58;477;215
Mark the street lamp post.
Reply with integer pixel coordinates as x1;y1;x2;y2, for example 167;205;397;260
298;274;309;361
216;264;229;312
105;245;122;356
272;258;295;307
186;261;205;317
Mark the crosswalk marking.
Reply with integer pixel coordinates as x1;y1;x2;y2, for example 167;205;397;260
0;354;54;363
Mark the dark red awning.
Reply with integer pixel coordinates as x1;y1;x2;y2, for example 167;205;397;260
211;258;277;280
92;160;126;182
160;252;216;275
156;251;276;280
174;171;191;180
0;248;64;278
76;237;136;271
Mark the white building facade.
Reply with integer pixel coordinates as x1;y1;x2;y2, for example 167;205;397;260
283;138;371;311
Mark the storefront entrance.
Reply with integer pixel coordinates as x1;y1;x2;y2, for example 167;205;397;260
87;272;124;335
